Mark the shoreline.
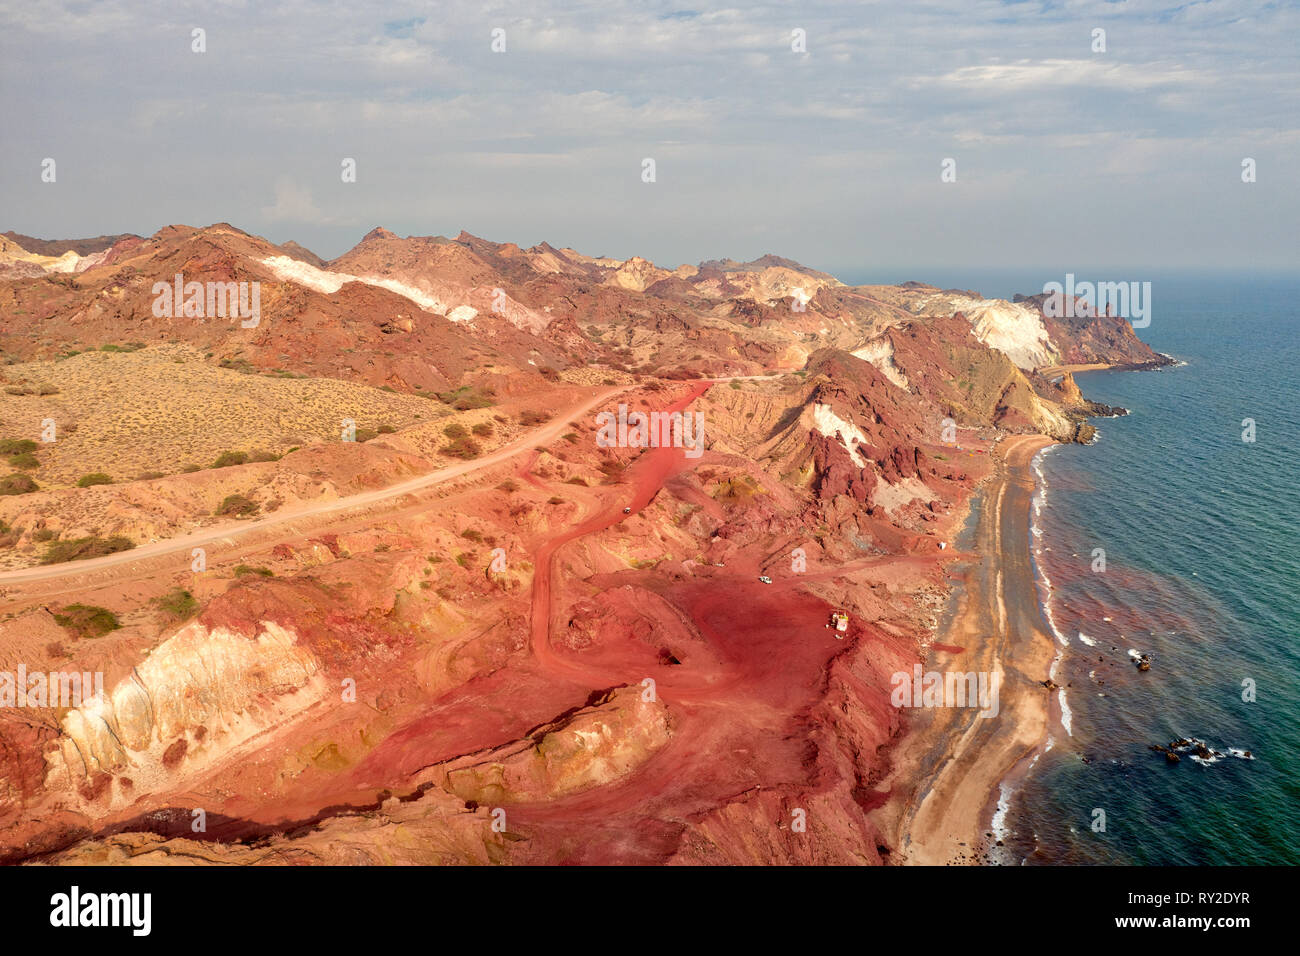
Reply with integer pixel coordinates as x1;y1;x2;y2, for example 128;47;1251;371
871;433;1060;866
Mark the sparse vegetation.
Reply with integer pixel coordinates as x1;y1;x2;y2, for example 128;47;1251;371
519;410;549;426
443;436;482;460
52;604;121;640
215;494;259;517
443;423;468;440
76;473;113;487
435;385;495;410
0;474;39;495
154;587;199;623
211;450;249;468
471;422;493;437
40;535;135;565
234;564;275;578
5;452;38;470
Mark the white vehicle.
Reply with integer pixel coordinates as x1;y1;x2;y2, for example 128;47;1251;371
758;575;772;584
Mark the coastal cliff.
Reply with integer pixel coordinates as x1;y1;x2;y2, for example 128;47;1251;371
0;224;1169;864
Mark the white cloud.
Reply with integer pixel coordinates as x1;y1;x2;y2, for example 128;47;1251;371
261;180;333;225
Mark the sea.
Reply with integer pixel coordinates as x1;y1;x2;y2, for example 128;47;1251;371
851;269;1300;865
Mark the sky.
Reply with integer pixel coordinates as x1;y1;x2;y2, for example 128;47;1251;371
1;0;1297;278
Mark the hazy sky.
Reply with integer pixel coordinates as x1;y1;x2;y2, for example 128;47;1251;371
2;0;1297;276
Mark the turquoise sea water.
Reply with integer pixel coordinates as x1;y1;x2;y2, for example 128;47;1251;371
1000;276;1300;865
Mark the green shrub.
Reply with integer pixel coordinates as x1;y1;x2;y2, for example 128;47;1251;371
0;440;37;455
32;528;56;542
6;452;39;470
211;451;249;468
443;423;468;440
435;386;495;410
443;436;481;460
0;473;39;495
52;604;121;639
234;564;274;578
77;473;113;487
215;494;259;517
154;587;199;622
40;535;134;565
472;422;493;437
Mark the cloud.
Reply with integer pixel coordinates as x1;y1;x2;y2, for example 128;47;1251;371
261;180;333;225
0;0;1296;270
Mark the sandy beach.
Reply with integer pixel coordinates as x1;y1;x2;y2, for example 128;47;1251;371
871;433;1060;865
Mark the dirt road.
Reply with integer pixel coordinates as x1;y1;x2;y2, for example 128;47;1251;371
0;385;626;589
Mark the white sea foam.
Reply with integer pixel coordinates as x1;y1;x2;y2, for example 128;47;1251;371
990;782;1013;843
1078;632;1097;647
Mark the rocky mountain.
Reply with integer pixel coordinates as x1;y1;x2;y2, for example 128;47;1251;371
0;222;1169;866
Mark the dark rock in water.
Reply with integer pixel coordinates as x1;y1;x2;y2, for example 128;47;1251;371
1149;743;1181;764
